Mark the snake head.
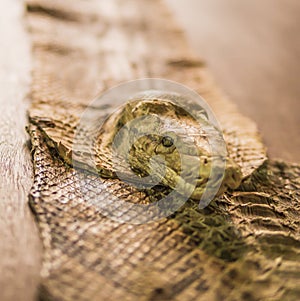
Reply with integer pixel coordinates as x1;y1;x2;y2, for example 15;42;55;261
100;97;242;201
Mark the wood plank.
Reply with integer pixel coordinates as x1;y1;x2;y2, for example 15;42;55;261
0;1;41;300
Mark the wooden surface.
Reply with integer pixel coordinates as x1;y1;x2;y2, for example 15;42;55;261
166;0;300;163
0;0;298;300
0;1;41;301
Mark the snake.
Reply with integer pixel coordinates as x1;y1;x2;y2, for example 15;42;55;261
27;90;300;300
26;0;300;300
30;91;243;207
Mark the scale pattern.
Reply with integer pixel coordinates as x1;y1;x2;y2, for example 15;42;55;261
26;0;300;300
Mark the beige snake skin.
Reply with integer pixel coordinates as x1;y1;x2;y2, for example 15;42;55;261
26;0;300;300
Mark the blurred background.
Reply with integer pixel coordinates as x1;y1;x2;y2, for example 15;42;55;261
166;0;300;163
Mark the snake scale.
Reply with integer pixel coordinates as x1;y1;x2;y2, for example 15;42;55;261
26;0;300;300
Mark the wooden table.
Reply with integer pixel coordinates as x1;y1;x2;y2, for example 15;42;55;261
0;0;299;300
0;1;41;301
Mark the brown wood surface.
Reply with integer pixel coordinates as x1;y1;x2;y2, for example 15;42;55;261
0;1;42;301
0;0;298;300
166;0;300;163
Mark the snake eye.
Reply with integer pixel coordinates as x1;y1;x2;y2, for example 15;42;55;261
162;136;174;147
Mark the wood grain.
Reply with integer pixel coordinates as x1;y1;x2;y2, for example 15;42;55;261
0;1;41;301
166;0;300;163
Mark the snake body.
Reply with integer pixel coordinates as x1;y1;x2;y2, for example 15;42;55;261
27;92;300;300
26;0;300;300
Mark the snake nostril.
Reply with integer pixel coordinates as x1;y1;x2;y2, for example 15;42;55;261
154;288;164;294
